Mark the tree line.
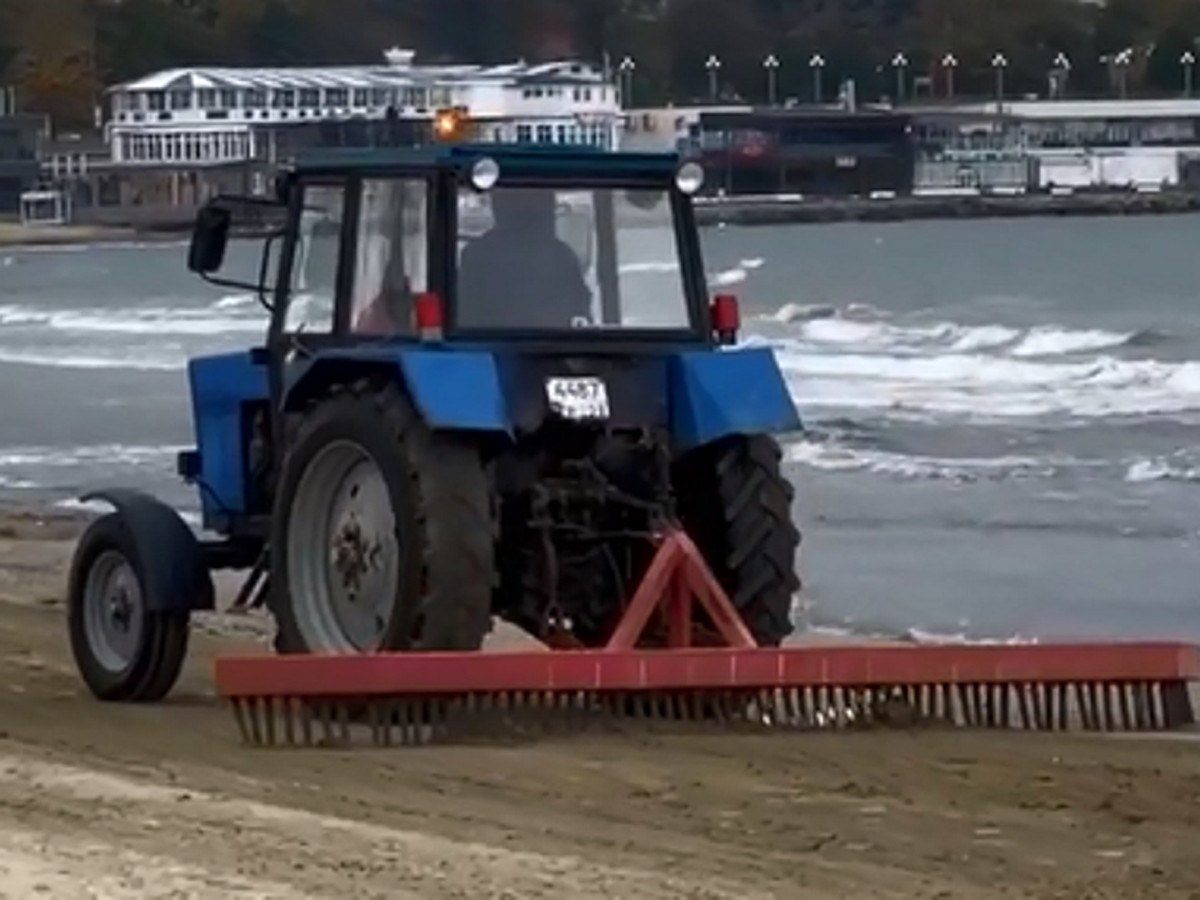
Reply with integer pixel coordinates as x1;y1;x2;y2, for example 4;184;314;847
2;0;1199;130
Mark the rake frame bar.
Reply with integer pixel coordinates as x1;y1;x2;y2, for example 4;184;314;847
213;528;1200;746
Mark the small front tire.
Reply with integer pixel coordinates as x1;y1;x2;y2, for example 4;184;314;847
67;514;191;702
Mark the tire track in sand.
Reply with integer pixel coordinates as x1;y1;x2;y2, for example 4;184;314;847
0;746;751;900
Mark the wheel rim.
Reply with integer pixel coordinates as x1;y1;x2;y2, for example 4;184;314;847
287;439;401;651
83;549;145;673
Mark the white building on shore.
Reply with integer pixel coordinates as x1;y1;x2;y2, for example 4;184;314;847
104;48;623;167
915;97;1200;191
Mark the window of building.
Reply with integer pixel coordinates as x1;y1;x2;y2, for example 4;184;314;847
351;179;429;335
197;89;217;109
516;124;532;143
370;88;391;107
325;88;348;107
147;92;166;111
245;89;267;108
286;183;346;334
353;89;369;107
299;88;320;108
169;90;192;111
220;89;238;109
536;124;553;143
272;90;295;109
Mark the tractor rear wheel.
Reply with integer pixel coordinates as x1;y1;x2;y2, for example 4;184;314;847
270;381;494;654
674;434;801;646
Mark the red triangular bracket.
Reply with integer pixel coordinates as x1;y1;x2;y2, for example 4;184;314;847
604;527;758;651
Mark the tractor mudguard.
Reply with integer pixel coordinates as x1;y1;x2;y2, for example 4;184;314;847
284;348;511;434
284;345;800;448
669;347;802;451
79;489;215;613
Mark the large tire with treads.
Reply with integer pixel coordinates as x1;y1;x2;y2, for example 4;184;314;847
674;434;801;646
270;380;495;654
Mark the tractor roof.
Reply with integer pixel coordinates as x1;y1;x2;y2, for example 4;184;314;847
290;142;685;183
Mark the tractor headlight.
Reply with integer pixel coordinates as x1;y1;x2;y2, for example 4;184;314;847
675;161;705;195
470;157;500;191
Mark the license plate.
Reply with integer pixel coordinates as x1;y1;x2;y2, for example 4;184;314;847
545;376;610;421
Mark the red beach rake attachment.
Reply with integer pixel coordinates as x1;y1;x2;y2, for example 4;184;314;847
214;528;1200;748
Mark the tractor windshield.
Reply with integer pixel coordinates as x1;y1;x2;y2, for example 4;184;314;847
455;185;691;332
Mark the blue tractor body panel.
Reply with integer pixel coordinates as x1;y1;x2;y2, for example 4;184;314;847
186;349;269;529
279;341;800;448
281;345;512;434
668;346;801;448
185;342;799;530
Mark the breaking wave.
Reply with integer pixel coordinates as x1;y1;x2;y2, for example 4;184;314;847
755;307;1200;421
0;301;264;337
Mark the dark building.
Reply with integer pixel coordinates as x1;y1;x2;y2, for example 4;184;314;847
0;114;47;215
686;108;914;197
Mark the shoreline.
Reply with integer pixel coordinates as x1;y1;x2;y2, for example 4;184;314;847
5;189;1200;250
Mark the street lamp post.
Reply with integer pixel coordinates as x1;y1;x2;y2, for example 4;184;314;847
763;54;780;106
942;53;958;99
1053;52;1071;98
705;54;721;100
1113;48;1131;99
891;52;908;104
1183;50;1196;98
618;56;636;107
992;52;1008;108
809;53;826;104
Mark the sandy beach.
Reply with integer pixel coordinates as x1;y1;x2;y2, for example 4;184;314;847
0;504;1194;898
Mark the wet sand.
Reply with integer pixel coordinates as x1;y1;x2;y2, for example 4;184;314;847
0;506;1198;898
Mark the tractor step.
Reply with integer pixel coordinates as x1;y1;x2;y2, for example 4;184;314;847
212;529;1200;748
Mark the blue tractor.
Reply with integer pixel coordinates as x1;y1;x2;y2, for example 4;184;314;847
65;144;803;702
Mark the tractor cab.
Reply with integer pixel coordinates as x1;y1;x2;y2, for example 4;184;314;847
187;144;734;350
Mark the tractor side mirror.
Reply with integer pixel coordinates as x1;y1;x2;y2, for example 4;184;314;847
188;204;231;274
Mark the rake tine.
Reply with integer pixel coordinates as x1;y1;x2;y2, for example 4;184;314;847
229;699;250;745
281;697;296;746
1100;683;1115;731
263;698;277;746
299;699;314;746
248;698;265;746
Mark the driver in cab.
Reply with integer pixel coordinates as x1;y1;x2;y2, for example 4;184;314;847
456;188;592;329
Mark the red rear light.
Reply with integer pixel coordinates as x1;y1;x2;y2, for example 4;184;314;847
413;291;444;339
710;293;740;345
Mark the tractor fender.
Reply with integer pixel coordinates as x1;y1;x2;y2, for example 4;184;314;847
79;489;215;613
284;349;512;436
670;347;802;451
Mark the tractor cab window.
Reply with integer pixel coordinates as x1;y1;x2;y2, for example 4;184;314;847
350;178;429;336
455;185;691;332
284;184;345;333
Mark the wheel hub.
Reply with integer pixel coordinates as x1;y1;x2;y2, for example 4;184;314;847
83;549;144;672
107;588;134;632
288;440;401;652
331;515;386;597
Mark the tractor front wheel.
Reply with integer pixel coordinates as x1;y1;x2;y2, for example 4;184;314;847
674;434;801;646
270;381;495;654
66;513;191;702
